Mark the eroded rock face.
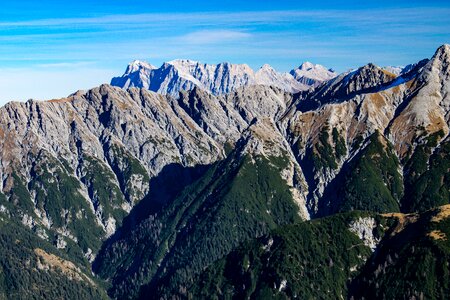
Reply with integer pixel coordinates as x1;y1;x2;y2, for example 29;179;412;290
349;217;380;251
235;117;310;219
0;84;225;255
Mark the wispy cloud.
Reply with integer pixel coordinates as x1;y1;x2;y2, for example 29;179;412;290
178;30;251;44
0;11;303;29
0;11;326;28
35;61;95;69
1;8;448;28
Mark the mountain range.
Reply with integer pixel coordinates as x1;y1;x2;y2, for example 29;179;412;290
0;44;449;299
110;59;337;96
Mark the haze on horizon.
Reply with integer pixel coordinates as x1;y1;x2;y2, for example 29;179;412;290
0;0;449;105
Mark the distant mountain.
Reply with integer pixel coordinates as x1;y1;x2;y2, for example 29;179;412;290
110;59;336;97
289;61;336;87
382;65;404;75
0;45;449;299
383;59;430;76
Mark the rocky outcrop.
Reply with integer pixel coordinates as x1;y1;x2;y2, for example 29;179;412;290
349;217;380;251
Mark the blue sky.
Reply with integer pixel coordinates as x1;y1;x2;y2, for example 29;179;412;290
0;1;449;104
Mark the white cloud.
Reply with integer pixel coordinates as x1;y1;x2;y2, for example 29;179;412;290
178;30;251;44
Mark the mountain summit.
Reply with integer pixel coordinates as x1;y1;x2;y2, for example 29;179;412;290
290;61;336;86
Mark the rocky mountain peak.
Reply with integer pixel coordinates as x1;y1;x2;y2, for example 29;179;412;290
416;44;450;85
304;62;397;106
290;62;336;87
356;63;383;73
167;59;200;70
125;60;156;74
401;59;429;77
111;61;156;90
255;64;278;78
168;58;198;65
217;61;254;76
434;44;450;61
344;63;397;91
298;61;317;71
260;64;275;71
429;44;450;75
253;64;308;93
382;66;404;76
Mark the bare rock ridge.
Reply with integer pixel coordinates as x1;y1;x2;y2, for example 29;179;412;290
111;59;336;97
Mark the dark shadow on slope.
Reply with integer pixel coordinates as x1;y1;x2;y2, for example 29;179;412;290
317;133;402;217
135;151;304;299
92;162;211;271
299;148;321;211
94;130;306;299
127;162;211;227
315;156;354;218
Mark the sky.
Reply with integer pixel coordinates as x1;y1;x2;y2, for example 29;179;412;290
0;1;449;105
